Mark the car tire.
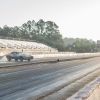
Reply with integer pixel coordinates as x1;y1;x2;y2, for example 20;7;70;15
20;56;23;61
7;57;11;61
28;59;30;61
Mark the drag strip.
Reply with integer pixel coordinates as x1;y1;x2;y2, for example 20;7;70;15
0;54;100;68
0;57;100;100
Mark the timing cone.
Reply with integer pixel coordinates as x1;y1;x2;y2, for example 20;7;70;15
57;59;60;62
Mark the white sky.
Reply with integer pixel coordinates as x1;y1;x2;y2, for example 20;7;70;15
0;0;100;41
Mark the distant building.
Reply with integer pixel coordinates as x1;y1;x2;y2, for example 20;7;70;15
97;40;100;51
97;40;100;47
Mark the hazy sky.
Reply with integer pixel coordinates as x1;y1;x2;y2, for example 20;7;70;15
0;0;100;41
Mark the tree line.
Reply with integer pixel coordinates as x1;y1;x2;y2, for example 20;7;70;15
0;19;65;51
63;38;97;53
0;19;97;52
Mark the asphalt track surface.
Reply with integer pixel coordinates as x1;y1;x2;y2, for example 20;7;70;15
0;57;100;100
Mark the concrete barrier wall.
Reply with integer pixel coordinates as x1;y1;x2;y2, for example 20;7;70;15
1;52;100;59
33;53;76;59
33;53;100;59
67;77;100;100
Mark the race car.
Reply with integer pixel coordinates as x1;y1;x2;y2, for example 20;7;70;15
6;52;33;61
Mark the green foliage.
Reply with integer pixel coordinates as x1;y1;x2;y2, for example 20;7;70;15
63;37;79;46
0;20;65;51
0;20;97;52
65;38;97;53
